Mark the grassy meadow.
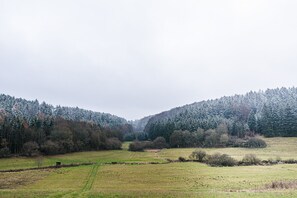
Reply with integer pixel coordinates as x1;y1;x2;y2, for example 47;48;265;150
159;137;297;161
1;137;297;197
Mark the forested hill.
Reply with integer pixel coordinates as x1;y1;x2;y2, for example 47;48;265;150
144;87;297;140
0;94;132;156
130;115;153;132
0;94;129;129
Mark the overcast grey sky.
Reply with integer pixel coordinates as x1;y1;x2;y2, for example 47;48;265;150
1;0;297;120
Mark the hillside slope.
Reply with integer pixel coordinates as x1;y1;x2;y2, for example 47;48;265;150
0;94;132;155
0;94;129;129
130;115;153;132
144;87;297;140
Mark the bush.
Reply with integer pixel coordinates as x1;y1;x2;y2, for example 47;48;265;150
41;140;62;155
283;159;297;164
178;156;186;162
153;137;168;149
266;158;277;164
144;141;154;149
0;147;10;158
266;156;282;164
128;141;153;151
266;180;297;189
129;141;145;151
189;149;207;162
129;138;168;152
241;154;261;165
244;137;267;148
0;139;10;158
227;137;246;147
106;138;122;150
206;153;237;167
22;141;39;156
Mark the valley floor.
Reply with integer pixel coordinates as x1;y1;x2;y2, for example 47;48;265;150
1;137;297;197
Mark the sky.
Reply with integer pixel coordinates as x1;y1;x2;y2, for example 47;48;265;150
1;0;297;120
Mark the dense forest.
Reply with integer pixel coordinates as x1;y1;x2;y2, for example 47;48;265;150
0;94;132;157
2;87;297;156
144;87;297;141
0;94;130;129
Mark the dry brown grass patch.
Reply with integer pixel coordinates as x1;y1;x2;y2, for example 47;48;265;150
265;180;297;189
145;149;161;153
0;169;52;189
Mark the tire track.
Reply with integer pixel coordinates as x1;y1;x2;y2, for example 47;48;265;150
59;164;99;198
82;164;99;191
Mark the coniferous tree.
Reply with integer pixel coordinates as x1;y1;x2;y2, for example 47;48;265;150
247;108;257;132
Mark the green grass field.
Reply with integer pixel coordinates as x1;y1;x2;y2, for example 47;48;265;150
159;137;297;161
0;148;164;171
1;137;297;197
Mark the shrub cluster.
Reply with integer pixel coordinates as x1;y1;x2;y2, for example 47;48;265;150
283;159;297;164
240;154;261;165
168;126;267;149
178;157;187;162
128;141;152;151
188;150;273;167
129;137;168;151
266;180;297;189
105;138;122;150
262;156;282;165
188;149;297;167
189;149;207;162
244;138;267;148
188;150;237;166
206;153;237;167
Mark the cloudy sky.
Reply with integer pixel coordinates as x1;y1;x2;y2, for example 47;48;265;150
1;0;297;120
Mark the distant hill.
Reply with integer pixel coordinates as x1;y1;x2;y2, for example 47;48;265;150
0;93;132;156
130;115;153;132
0;94;129;129
2;87;297;155
144;87;297;140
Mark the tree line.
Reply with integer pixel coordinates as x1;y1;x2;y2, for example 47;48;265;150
0;114;123;157
144;87;297;140
129;123;266;151
0;94;133;157
0;113;123;157
0;94;131;130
